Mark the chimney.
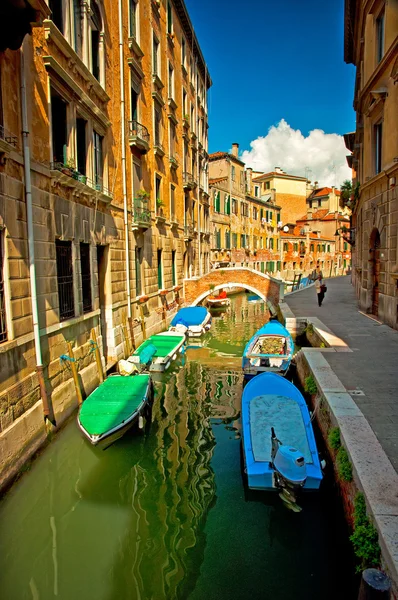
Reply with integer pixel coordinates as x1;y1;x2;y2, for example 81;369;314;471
231;143;239;157
246;167;252;189
314;181;318;188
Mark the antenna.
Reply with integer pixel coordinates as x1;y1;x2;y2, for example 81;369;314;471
331;162;336;187
305;166;312;181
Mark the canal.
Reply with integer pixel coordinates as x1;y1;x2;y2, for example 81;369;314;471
0;294;356;600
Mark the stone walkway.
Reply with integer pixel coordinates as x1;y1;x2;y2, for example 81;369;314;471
283;275;398;473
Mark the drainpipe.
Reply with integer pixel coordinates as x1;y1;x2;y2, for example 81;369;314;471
20;44;50;420
118;0;132;321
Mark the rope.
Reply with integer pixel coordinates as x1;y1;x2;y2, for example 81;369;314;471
59;340;98;370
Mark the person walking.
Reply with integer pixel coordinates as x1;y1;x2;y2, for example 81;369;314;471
315;275;325;307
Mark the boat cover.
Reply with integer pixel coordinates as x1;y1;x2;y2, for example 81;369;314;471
79;375;150;435
133;334;185;359
249;394;312;464
170;306;208;327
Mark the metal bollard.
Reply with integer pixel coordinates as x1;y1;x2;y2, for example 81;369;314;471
357;569;391;600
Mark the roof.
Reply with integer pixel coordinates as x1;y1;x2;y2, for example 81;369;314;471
209;151;245;166
280;232;336;242
297;210;349;222
209;177;228;185
252;171;307;182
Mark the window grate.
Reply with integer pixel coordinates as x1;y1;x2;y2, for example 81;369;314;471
80;243;92;313
0;232;7;343
56;240;75;321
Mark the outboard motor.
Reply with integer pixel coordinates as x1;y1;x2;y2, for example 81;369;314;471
270;428;307;509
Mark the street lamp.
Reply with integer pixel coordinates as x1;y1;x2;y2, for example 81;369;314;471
334;226;356;246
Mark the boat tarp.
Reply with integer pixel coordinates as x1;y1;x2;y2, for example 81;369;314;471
249;394;312;464
170;307;208;327
79;375;150;435
133;334;184;359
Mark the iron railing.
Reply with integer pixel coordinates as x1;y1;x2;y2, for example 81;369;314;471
132;204;152;227
128;120;150;144
184;223;194;238
183;171;195;187
56;240;75;321
51;163;113;198
0;124;17;147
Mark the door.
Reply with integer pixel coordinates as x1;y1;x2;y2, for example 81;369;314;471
97;245;109;359
369;229;381;316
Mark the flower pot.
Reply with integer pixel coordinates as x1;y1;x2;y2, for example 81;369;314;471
159;290;168;296
78;174;87;184
138;295;149;303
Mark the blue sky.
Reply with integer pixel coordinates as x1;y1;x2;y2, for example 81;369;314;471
185;0;356;171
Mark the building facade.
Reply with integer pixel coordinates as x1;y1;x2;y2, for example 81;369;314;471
0;0;210;485
344;0;398;327
252;168;308;225
209;144;282;274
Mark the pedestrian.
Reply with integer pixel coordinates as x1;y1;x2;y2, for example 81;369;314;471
315;275;325;307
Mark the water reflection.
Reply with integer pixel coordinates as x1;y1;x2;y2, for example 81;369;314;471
0;294;355;600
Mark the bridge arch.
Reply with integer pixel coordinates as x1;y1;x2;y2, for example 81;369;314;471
183;267;283;315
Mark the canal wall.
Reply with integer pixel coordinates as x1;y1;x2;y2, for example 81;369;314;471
0;309;177;493
281;305;398;596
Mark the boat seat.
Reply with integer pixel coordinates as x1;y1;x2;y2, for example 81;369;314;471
137;343;157;363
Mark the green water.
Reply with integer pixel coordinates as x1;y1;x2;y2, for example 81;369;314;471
0;294;355;600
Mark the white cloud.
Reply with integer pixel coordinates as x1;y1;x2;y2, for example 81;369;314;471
240;119;351;188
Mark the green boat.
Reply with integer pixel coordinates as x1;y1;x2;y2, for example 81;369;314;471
77;374;153;448
129;331;186;372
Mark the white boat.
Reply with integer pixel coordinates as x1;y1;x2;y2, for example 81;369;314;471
206;295;231;309
127;331;186;372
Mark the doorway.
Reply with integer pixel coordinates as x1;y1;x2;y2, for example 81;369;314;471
97;245;109;360
369;228;381;316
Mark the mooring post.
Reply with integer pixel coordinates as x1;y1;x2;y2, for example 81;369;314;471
121;312;131;357
67;342;83;406
139;304;147;340
357;569;391;600
128;316;136;351
91;328;104;384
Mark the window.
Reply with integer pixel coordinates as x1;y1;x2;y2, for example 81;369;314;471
215;229;221;249
168;62;174;99
131;83;138;121
0;64;3;131
155;175;161;206
374;122;383;175
265;181;270;190
327;244;330;252
133;160;142;197
93;131;103;188
277;212;281;223
283;242;288;252
56;240;75;321
376;10;385;63
310;243;314;252
90;1;102;81
232;233;238;248
182;89;187;116
344;242;348;251
294;243;298;252
214;191;220;213
76;117;87;175
167;1;173;34
129;0;137;39
135;247;143;296
232;198;237;215
231;165;235;181
152;35;159;76
51;88;67;164
171;250;176;286
181;37;186;68
157;249;163;289
224;194;230;215
169;121;176;158
49;0;63;33
80;243;92;313
154;105;162;146
254;185;259;197
225;229;231;249
0;231;7;343
170;184;175;219
253;207;258;220
269;238;274;250
73;0;82;56
277;261;281;271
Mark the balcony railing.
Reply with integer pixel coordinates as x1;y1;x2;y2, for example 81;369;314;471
128;120;150;154
0;125;18;147
132;203;152;229
50;163;113;198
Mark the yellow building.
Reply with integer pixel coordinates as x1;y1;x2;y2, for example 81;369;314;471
0;0;210;487
252;167;308;224
344;0;398;327
209;144;282;274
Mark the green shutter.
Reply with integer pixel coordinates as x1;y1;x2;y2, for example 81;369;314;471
171;250;176;286
261;262;265;273
277;261;281;271
266;210;269;221
157;249;163;289
277;213;281;222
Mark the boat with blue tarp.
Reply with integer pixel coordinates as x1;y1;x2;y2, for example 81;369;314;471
242;318;294;378
241;372;323;504
169;306;212;337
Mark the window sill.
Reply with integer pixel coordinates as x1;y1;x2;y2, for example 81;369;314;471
128;36;144;59
40;309;101;337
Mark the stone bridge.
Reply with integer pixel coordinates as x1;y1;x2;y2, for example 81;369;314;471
183;267;283;314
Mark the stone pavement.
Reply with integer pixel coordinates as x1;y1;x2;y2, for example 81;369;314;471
283;275;398;473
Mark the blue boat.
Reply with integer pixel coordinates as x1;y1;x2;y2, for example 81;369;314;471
247;294;262;303
169;306;212;337
242;319;294;378
241;372;323;500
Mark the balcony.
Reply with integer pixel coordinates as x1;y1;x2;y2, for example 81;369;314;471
169;154;179;170
0;125;18;164
184;223;194;241
132;204;152;230
128;120;150;154
50;163;113;202
153;141;165;157
183;172;196;190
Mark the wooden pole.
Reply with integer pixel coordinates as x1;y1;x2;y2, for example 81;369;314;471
357;569;391;600
91;328;104;384
128;316;136;351
67;342;83;406
122;312;131;357
139;303;146;340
